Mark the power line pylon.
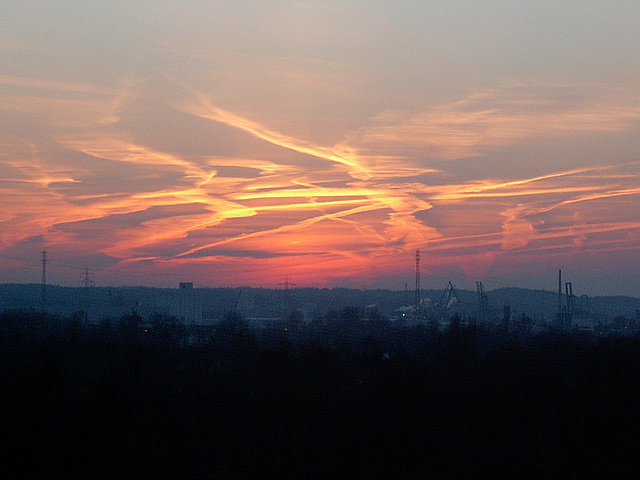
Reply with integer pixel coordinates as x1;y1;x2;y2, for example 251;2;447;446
278;276;296;316
278;275;295;291
415;250;421;310
80;267;94;288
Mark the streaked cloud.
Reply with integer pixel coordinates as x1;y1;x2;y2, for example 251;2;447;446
343;82;640;161
1;2;639;295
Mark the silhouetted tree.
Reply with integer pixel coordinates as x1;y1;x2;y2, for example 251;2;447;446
149;312;186;349
117;309;143;342
284;309;304;330
2;304;640;478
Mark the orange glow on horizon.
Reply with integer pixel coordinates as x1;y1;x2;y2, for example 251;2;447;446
2;71;640;293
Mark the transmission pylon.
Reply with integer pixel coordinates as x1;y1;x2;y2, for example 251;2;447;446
278;275;295;291
414;250;421;309
80;267;94;288
278;276;296;316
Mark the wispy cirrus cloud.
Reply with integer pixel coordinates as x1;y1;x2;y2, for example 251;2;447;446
414;161;640;275
0;74;145;127
174;88;437;181
341;82;640;161
2;66;640;292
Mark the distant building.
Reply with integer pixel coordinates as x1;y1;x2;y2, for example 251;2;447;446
142;283;203;324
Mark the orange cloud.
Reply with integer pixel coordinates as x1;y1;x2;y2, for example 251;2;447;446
2;70;640;291
341;83;640;161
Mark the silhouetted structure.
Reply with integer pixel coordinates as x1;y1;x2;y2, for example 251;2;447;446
278;276;295;291
555;269;565;330
477;281;489;322
80;267;94;288
415;249;421;310
440;281;460;310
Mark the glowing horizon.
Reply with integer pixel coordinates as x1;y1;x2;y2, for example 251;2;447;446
2;2;640;296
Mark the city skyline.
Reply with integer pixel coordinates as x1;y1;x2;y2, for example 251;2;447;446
2;2;640;296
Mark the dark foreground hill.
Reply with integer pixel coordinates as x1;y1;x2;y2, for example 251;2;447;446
2;307;640;478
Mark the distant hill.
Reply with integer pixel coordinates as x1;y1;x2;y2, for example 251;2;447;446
0;283;637;324
487;287;639;322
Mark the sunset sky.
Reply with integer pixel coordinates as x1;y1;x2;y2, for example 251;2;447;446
2;1;640;296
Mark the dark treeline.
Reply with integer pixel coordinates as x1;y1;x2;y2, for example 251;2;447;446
2;307;640;478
